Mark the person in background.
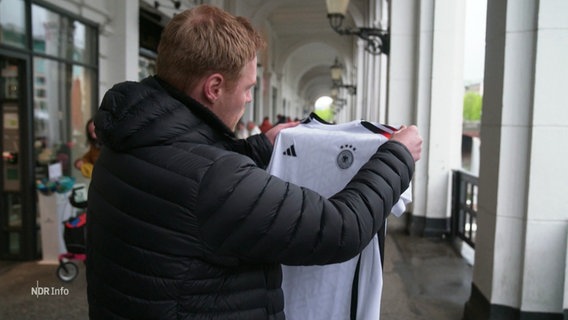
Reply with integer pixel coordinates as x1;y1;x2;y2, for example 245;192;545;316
73;118;100;179
259;116;273;133
247;120;261;136
235;119;249;138
275;114;286;124
86;4;422;320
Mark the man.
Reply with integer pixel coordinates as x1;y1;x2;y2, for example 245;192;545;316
259;116;273;133
235;120;249;139
247;120;262;136
86;4;422;320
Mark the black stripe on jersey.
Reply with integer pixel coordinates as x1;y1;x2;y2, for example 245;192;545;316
283;145;297;157
290;145;296;156
302;112;334;125
361;121;396;138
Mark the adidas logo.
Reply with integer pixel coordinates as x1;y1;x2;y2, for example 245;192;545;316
283;145;297;157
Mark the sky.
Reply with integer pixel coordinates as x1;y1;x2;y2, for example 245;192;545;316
463;0;488;84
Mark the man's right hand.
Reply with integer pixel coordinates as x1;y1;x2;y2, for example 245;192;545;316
391;125;422;161
264;121;300;145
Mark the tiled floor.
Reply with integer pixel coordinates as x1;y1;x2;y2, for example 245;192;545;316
0;216;472;320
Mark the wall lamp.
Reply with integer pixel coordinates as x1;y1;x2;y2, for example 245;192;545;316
330;58;357;95
331;98;346;114
330;87;346;105
326;0;390;55
333;97;347;107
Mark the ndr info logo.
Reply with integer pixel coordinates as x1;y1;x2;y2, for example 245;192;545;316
31;281;70;298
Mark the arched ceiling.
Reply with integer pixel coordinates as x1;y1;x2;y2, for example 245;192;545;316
241;0;366;103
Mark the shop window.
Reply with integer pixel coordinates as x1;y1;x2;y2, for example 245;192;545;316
139;6;166;80
0;0;98;261
35;76;46;85
33;60;96;182
31;5;96;64
29;5;98;184
35;88;46;98
0;0;27;49
139;49;157;80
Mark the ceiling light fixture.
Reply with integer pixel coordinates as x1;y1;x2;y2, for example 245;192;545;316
326;0;390;55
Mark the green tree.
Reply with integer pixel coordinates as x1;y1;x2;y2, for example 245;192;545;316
314;107;334;122
463;92;482;121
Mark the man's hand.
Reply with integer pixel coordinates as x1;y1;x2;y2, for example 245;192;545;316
264;121;300;145
391;125;422;161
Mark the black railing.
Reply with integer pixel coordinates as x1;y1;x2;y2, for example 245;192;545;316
451;170;478;248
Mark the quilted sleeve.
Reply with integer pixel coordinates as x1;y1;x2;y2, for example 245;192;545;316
195;140;414;266
225;134;274;169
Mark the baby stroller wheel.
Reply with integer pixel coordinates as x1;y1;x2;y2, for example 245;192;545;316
57;261;79;282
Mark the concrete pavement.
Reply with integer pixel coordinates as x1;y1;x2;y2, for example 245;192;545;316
0;259;88;319
0;216;472;320
381;217;472;320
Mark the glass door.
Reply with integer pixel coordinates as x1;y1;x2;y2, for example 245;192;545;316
0;54;36;260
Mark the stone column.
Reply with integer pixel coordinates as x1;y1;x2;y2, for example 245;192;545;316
423;0;465;235
99;0;139;92
465;0;568;318
391;0;465;236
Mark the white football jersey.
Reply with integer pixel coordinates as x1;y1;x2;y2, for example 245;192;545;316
267;114;412;320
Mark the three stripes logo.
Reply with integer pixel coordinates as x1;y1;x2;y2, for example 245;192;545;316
283;145;297;157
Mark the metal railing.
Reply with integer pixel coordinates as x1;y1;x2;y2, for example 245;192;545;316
451;170;478;248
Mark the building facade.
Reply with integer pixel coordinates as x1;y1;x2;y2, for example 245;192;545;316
0;0;567;318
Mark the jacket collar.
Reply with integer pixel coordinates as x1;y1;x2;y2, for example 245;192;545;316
153;76;236;139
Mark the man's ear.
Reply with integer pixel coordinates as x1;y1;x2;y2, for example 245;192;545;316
203;73;224;104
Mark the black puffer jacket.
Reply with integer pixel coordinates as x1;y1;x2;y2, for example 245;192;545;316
86;76;414;320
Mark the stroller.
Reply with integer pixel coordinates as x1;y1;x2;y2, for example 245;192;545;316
56;184;88;282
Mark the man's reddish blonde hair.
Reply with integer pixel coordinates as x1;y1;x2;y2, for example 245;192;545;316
156;5;266;91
